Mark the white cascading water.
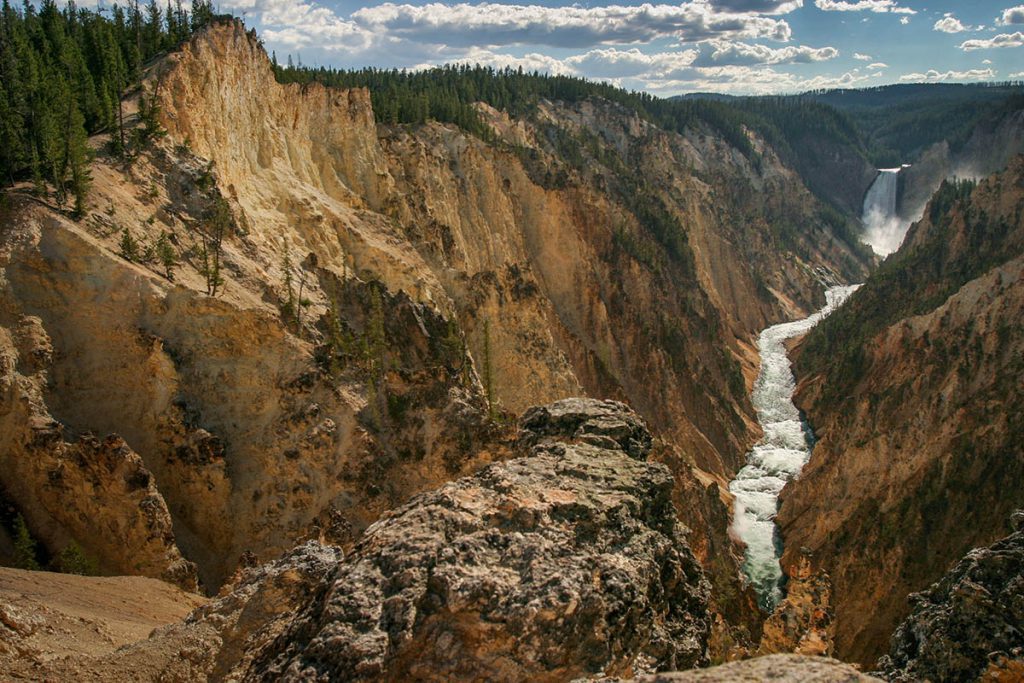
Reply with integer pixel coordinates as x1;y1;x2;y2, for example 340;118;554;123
729;284;860;610
862;167;910;256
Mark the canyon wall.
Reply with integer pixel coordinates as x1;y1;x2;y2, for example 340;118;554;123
781;155;1024;667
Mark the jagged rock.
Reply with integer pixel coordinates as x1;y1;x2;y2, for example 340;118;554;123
518;397;653;459
877;518;1024;682
185;541;344;680
0;321;198;591
609;654;881;682
243;399;710;681
757;550;835;657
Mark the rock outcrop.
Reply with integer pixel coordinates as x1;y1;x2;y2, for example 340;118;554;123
757;550;835;658
878;513;1024;682
8;399;714;682
781;156;1024;665
251;398;710;681
618;654;881;682
0;314;197;590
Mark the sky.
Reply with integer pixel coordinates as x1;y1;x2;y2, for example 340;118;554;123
199;1;1024;95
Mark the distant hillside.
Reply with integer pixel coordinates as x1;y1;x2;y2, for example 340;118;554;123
678;83;1024;168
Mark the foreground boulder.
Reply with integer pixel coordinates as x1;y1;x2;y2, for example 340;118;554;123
619;654;881;682
878;512;1024;682
249;398;711;681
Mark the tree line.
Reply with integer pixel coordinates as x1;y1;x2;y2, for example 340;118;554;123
272;60;761;158
0;0;217;215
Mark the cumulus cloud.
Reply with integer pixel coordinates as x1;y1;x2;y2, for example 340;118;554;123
900;16;909;24
706;0;804;13
221;0;373;50
867;61;887;69
853;52;872;60
692;38;838;66
933;14;968;33
996;5;1024;25
563;48;699;78
350;3;794;49
959;32;1024;50
814;0;916;14
899;68;997;82
640;64;873;94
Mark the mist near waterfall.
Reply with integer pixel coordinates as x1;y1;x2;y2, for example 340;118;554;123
862;168;911;257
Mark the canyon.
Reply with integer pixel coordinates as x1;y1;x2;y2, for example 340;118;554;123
1;16;1023;683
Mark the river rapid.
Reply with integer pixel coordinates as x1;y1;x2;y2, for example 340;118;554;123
729;285;860;609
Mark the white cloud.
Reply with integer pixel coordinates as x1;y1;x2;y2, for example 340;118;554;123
440;48;577;74
1010;71;1024;78
933;14;968;33
959;31;1024;50
853;51;872;60
706;0;805;13
867;61;887;69
350;3;794;49
814;0;916;14
692;38;838;66
898;67;997;82
983;58;993;64
900;16;910;24
641;64;873;94
564;48;700;78
996;5;1024;26
222;0;373;51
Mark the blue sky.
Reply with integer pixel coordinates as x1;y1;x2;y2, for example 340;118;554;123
209;0;1024;94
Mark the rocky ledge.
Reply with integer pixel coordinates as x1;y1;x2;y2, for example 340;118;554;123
877;511;1024;682
246;398;710;681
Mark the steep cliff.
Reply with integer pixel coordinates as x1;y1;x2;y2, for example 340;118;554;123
896;107;1024;226
878;511;1024;683
780;156;1024;666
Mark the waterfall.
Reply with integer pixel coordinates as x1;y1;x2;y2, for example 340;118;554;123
728;285;860;610
862;167;910;256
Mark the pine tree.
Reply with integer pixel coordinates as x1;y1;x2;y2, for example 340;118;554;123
120;226;138;260
57;540;99;575
199;195;229;296
12;514;39;570
156;230;176;279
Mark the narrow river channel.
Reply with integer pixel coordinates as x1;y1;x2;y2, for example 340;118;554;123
729;285;860;609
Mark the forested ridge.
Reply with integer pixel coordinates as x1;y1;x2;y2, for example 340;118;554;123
0;0;219;214
272;61;762;159
681;83;1024;167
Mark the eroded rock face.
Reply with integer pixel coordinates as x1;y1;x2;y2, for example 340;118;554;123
0;317;197;590
757;551;834;658
878;516;1024;683
247;399;711;681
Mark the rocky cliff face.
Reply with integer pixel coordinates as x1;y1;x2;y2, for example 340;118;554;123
896;108;1024;225
878;512;1024;683
252;399;711;682
12;399;713;682
780;155;1024;666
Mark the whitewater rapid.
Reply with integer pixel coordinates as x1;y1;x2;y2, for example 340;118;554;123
729;285;860;610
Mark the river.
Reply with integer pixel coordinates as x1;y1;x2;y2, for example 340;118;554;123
728;285;860;610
